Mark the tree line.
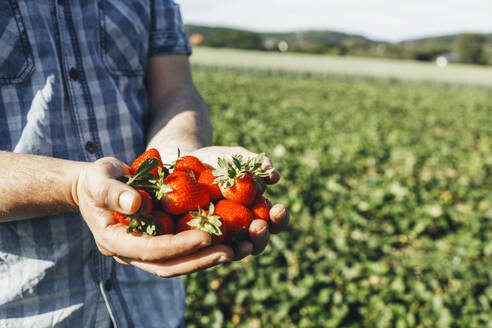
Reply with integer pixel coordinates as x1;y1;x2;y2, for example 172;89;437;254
185;25;491;65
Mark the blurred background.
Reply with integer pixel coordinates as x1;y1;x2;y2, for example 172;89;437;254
177;1;492;327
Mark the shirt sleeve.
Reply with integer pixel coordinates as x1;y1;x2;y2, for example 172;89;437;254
149;0;192;56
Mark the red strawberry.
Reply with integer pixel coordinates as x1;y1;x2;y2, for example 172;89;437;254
113;211;130;226
199;169;223;200
161;171;210;215
175;213;192;234
174;155;207;178
151;210;175;235
176;204;225;244
130;148;163;177
112;190;153;228
214;199;254;244
220;173;257;206
137;190;153;214
251;196;272;221
213;155;274;206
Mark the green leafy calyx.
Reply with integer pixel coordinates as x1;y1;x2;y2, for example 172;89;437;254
186;203;223;236
212;154;274;189
125;158;170;200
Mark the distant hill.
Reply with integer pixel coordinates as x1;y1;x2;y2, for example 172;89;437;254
400;34;492;47
186;24;491;48
185;25;232;39
185;24;376;47
185;25;492;64
260;30;376;45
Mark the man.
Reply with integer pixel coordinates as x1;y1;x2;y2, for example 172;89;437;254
0;1;289;327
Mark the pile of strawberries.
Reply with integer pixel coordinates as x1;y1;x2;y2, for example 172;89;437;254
113;148;274;245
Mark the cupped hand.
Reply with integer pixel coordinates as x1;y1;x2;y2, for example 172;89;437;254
188;146;290;259
72;157;234;277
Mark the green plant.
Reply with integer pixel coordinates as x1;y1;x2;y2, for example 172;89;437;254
184;69;492;328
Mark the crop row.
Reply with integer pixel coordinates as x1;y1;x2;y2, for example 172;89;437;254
184;69;492;327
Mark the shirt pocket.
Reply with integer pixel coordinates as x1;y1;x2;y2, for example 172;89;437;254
0;1;35;85
99;0;150;76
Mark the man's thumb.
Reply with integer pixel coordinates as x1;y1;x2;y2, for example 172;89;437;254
91;179;142;214
117;188;141;214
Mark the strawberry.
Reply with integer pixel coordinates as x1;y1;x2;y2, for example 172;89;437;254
213;155;274;206
151;210;175;235
176;203;225;244
126;149;170;200
161;171;210;215
221;173;258;206
112;190;155;233
174;155;207;178
214;199;254;244
136;190;153;214
113;211;130;226
198;169;223;200
175;213;192;234
251;196;272;221
130;148;163;177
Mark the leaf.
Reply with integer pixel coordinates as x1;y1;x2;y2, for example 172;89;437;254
127;158;159;185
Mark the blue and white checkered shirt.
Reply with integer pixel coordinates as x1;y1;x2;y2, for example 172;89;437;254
0;1;191;327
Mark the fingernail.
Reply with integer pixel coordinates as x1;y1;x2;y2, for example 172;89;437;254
119;191;135;212
254;224;268;235
203;232;213;246
201;239;211;247
219;256;231;263
270;205;286;218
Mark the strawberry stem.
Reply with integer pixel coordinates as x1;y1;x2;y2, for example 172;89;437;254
187;204;223;236
128;183;160;190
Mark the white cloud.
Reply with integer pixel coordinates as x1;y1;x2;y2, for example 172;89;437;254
176;0;492;41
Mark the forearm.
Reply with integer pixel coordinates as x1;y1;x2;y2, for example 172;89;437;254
146;84;213;161
0;151;83;222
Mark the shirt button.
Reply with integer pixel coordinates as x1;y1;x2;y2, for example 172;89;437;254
85;141;95;154
104;280;112;292
69;67;79;81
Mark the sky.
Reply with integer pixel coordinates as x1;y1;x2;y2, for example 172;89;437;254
177;0;492;42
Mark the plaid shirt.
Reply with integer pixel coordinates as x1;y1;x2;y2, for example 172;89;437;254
0;1;191;327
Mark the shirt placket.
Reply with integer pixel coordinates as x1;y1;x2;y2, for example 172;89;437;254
53;0;102;162
53;1;120;325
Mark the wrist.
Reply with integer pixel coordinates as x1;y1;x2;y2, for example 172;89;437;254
66;161;90;210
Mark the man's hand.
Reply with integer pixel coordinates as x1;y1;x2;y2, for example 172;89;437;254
143;55;289;268
73;157;235;277
189;146;290;259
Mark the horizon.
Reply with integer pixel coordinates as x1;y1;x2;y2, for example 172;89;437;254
184;22;492;44
177;0;492;43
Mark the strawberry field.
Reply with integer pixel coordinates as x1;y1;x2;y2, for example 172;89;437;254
183;68;492;327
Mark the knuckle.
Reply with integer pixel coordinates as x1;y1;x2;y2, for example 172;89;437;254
94;183;112;205
98;231;114;250
96;244;114;257
95;156;118;165
139;252;153;263
113;256;128;265
95;157;125;174
141;237;162;262
94;157;113;170
233;146;249;154
139;236;167;262
157;269;176;278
